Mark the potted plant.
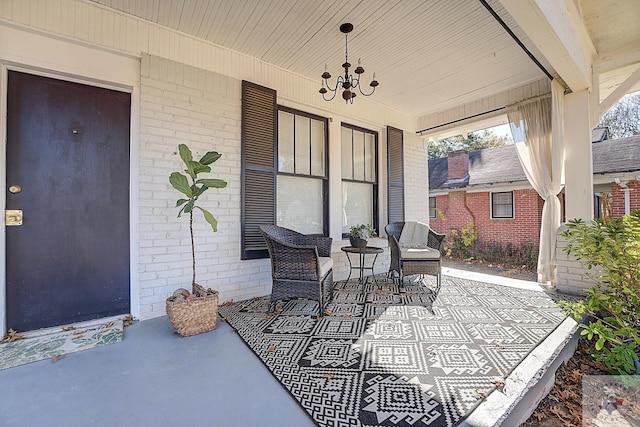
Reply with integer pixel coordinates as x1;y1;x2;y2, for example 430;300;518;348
349;224;377;248
165;144;228;337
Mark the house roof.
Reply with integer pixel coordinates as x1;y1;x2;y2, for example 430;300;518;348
429;134;640;190
593;135;640;175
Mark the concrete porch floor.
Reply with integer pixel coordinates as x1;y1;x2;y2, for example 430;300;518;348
0;267;579;427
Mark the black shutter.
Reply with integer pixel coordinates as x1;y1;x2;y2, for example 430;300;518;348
387;126;404;224
241;81;276;260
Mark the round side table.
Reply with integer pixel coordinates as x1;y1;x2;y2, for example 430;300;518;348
341;246;384;289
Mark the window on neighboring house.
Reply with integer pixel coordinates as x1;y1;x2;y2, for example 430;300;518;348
277;107;328;235
429;196;437;218
341;123;378;236
491;191;514;219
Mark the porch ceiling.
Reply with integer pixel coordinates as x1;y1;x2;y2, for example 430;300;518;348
90;0;639;119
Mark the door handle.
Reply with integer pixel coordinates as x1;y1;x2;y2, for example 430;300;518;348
5;210;23;226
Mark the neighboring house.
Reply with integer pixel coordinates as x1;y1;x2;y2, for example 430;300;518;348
428;132;640;250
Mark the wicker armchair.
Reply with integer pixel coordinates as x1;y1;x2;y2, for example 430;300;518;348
260;225;334;316
385;222;445;289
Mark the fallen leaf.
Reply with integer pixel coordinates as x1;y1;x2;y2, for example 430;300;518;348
493;378;505;387
52;354;63;363
61;326;77;332
220;299;235;307
266;346;277;353
322;373;335;379
71;334;85;340
122;314;134;327
2;329;26;343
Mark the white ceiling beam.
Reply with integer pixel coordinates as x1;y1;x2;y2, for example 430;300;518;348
598;65;640;115
594;48;640;73
498;0;596;92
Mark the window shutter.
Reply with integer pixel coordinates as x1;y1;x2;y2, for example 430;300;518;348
241;81;276;259
387;126;404;224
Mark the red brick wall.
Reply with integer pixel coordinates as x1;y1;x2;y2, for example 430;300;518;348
610;180;640;217
430;189;543;246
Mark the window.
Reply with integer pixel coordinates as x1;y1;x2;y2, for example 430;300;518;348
341;123;378;235
491;191;514;219
277;107;328;235
429;197;437;218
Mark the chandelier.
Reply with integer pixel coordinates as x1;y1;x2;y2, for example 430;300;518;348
319;23;379;103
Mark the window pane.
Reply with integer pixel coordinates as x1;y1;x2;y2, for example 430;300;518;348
364;132;375;182
341;127;353;179
429;197;436;218
278;111;294;173
353;130;365;180
342;181;373;234
311;119;325;176
277;175;323;234
492;192;513;218
295;115;310;175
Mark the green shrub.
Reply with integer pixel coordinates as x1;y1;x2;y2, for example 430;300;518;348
443;223;477;259
443;223;538;270
560;210;640;375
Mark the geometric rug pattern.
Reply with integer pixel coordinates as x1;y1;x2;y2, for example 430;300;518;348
219;275;567;427
0;318;124;371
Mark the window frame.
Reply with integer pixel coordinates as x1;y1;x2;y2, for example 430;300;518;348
429;196;437;218
276;105;329;236
491;191;514;219
340;122;379;238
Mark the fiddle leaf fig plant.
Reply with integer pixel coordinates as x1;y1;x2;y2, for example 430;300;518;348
170;144;227;289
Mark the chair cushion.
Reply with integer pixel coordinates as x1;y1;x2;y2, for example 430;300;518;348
318;256;333;278
400;247;440;260
399;221;431;248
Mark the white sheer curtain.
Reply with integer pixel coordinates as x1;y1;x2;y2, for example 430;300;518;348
508;80;565;284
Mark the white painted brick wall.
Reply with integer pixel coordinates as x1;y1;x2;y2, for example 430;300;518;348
555;225;595;295
137;55;394;319
138;54;270;319
404;132;430;223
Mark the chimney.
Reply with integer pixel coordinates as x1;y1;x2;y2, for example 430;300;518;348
448;150;469;180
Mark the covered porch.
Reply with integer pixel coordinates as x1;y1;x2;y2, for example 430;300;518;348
0;267;579;426
1;1;639;425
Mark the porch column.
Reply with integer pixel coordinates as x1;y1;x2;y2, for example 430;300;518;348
563;89;593;222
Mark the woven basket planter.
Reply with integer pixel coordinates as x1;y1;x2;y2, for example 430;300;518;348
166;283;219;337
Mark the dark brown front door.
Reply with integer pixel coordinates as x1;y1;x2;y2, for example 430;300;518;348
6;71;131;332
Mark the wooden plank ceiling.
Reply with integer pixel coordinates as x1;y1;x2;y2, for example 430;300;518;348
89;0;637;118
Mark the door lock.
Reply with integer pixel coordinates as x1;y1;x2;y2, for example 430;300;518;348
8;185;22;194
5;210;23;226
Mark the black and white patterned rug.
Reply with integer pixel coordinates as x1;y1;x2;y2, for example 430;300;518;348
219;275;566;426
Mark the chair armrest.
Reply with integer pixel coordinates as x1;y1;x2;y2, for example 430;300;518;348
428;229;446;251
387;234;401;259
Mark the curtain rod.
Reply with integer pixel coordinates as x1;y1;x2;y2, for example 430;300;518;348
507;92;551;109
416;93;550;135
478;0;554;81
